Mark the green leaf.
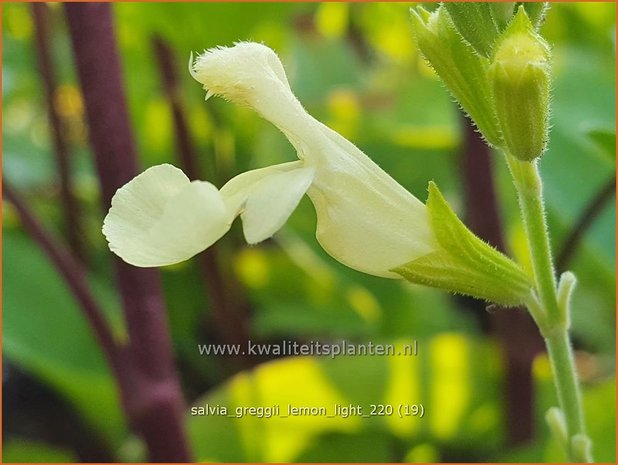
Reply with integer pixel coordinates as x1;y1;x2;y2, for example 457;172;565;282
586;127;616;162
393;182;533;306
295;431;394;462
443;2;500;57
410;6;502;147
489;2;516;31
3;439;76;463
3;230;127;445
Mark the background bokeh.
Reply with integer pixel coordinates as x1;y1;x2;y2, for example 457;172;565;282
2;2;615;462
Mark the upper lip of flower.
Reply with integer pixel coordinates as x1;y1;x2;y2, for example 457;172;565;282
103;42;437;277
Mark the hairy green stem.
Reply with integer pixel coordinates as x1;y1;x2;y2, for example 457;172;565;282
506;157;562;324
545;331;587;453
506;154;589;462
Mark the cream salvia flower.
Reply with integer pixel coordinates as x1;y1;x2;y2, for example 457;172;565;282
103;42;438;278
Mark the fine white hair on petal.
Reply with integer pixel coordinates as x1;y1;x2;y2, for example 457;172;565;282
103;164;231;267
191;42;291;105
190;42;313;139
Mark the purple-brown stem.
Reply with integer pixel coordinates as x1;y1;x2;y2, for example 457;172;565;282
152;36;250;347
151;36;200;180
459;115;543;446
31;3;84;263
556;175;616;272
64;4;190;461
3;181;121;379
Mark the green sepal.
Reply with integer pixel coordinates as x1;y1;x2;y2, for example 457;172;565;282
393;182;533;306
518;2;549;30
489;6;551;161
443;2;500;57
489;2;516;31
410;6;503;147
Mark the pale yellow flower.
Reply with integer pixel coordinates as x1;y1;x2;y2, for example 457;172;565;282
103;42;437;278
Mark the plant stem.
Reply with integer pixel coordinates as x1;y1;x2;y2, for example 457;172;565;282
556;175;616;272
3;180;121;379
151;36;200;180
506;157;562;324
152;36;250;348
460;114;541;445
545;330;586;443
506;155;589;462
31;3;84;263
64;4;191;461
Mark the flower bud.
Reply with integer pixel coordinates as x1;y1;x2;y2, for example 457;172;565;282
523;2;549;31
410;6;502;147
489;7;551;161
443;2;500;57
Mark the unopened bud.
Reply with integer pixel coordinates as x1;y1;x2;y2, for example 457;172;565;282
411;6;503;147
443;2;500;57
490;7;551;161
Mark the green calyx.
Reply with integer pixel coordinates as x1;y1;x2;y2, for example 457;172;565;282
393;182;533;307
518;1;550;31
410;4;553;160
489;2;516;31
443;2;500;57
410;6;503;147
489;6;551;161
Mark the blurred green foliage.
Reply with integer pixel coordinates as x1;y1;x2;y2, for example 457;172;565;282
188;334;505;462
2;439;76;463
2;2;615;462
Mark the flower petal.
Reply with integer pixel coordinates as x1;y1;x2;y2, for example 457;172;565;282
145;181;231;266
192;43;314;151
192;42;292;102
220;160;304;215
103;164;230;267
193;42;440;278
241;166;315;244
103;164;190;232
307;127;438;278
